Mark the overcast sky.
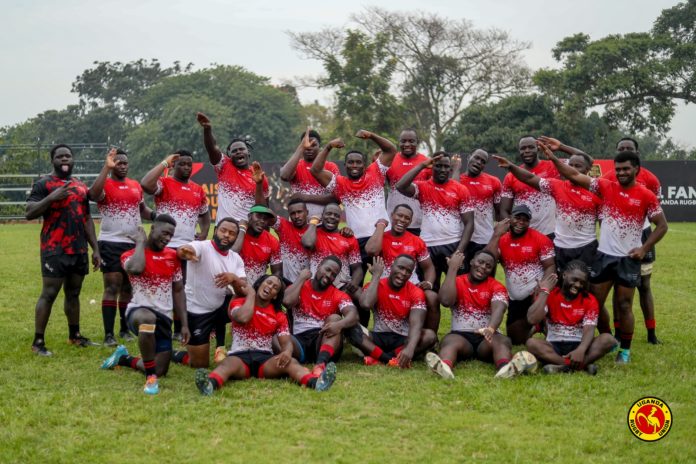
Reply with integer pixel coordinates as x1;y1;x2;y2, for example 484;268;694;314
2;0;693;147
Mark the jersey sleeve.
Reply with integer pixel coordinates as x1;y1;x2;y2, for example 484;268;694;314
27;179;49;203
275;312;290;337
582;295;599;326
347;237;362;266
409;285;427;312
375;158;389;177
197;187;209;215
336;290;354;315
262;177;270;199
228;297;246;319
589;177;608;196
416;239;430;262
325;173;338;196
154;178;164;197
458;184;474;214
537;233;556;261
231;252;247;279
501;173;515;199
645;191;663;220
120;249;135;271
491;280;509;306
412;180;425;200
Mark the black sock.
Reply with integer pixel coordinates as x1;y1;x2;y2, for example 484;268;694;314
118;355;136;367
143;359;156;377
33;333;45;346
647;328;656;340
306;377;318;389
316;351;331;366
102;302;116;336
379;352;394;364
172;350;189;364
69;324;80;339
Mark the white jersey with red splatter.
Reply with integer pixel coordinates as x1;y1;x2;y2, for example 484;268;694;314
228;298;289;354
502;160;560;235
413;179;473;247
326;160;389;239
291;159;340;218
97;177;144;243
184;240;246;315
273;217;309;284
603;167;661;229
498;229;555;301
239;230;281;286
590;178;662;257
379;230;430;284
460;172;502;245
121;247;182;320
292;280;353;335
369;279;426;336
385;152;431;229
214;157;269;223
309;227;361;288
544;288;599;343
451;275;509;332
538;178;600;249
154;177;208;248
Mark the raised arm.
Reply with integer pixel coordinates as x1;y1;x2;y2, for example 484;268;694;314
364;219;388;256
282;269;311;309
527;273;557;325
230;291;256;324
310;139;345;187
492;155;541;191
197;112;223;165
483;219;510;260
280;127;313;182
359;256;384;310
538;136;589;158
88;149;117;201
251;161;269;207
438;251;464;307
123;226;148;275
231;220;247;253
450;154;462;180
395;155;438;198
26;181;72;220
300;216;320;251
196;210;211;241
140;153;179;195
355;129;397;167
537;141;591;190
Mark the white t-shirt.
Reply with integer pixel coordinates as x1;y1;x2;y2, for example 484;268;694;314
184;240;246;315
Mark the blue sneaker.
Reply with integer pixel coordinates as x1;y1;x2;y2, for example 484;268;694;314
144;375;159;395
314;362;336;392
101;345;128;370
615;349;631;364
195;368;214;396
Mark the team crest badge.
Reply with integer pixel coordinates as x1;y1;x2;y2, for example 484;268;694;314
627;397;672;441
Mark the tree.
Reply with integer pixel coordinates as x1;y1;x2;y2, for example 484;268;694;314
534;0;696;135
290;7;530;152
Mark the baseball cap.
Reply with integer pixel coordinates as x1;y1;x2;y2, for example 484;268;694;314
249;205;276;220
511;204;532;219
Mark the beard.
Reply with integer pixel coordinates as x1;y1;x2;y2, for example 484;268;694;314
213;234;233;251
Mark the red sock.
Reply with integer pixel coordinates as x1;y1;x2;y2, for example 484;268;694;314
300;373;315;386
495;358;509;369
613;321;621;329
370;347;384;359
563;357;571;366
130;356;140;370
316;344;335;365
394;345;404;355
645;319;656;329
182;353;190;365
209;372;224;389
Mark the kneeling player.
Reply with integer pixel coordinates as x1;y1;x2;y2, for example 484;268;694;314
525;261;617;375
350;256;437;368
100;216;190;395
282;258;359;374
194;275;336;395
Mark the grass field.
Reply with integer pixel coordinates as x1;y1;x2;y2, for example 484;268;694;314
1;223;694;463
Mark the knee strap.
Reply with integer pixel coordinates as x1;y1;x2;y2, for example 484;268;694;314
139;323;156;334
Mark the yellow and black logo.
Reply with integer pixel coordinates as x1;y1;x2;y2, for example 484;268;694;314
627;397;672;442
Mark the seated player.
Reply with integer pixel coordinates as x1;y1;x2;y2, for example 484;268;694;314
100;215;189;395
349;256;437;368
282;258;360;374
171;217;248;368
525;261;618;375
194;275;337;395
427;250;527;379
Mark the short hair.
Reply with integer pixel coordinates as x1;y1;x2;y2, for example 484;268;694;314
174;149;193;159
618;137;639;151
473;249;497;262
519;134;536;142
392;203;414;215
614;151;640;168
252;275;286;312
344;150;366;162
287;198;307;209
394;254;417;266
432;151;451;159
399;128;419;139
320;255;342;268
300;130;321;144
115;148;128;156
216;217;239;230
49;144;73;159
571;152;594;169
154;213;177;228
226;138;253;153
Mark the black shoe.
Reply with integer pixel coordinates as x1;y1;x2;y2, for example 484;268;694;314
103;334;118;347
648;335;662;345
119;331;135;342
32;342;53;357
543;364;571;374
68;335;100;347
585;364;598;376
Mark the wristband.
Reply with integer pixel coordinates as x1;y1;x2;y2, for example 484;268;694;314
375;219;389;228
309;216;321;226
161;160;169;169
539;287;550;294
238;226;247;233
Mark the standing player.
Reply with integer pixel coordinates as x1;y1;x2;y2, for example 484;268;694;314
526;263;617;375
542;145;668;364
351;257;437;368
500;136;559;237
232;205;282;285
492;148;600;272
272;199;310;285
100;215;190;395
279;128;340;218
394;153;474;292
194;275;337;395
485;209;556;345
385;128;431;235
197;112;270;222
26;144;101;356
283;260;360;373
172;217;248;368
89;148;154;346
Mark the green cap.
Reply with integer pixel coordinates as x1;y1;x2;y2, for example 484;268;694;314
249;205;276;218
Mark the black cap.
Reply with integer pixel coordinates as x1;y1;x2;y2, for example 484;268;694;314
511;204;532;219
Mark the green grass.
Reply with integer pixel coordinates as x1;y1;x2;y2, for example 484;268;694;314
1;223;694;463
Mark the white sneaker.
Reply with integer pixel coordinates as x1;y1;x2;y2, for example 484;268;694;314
495;351;538;379
426;352;455;379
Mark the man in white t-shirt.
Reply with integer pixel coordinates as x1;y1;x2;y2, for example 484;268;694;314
172;217;248;368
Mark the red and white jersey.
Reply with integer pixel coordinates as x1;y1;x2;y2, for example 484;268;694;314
214;157;269;223
369;279;426;336
326;160;389;239
379;230;430;284
460;172;502;245
228;299;289;354
292;280;353;334
538;178;600;249
414;179;473;247
272;217;308;284
590;178;662;257
544;287;599;343
309;228;361;288
154;177;208;248
291;159;340;218
603;167;661;229
498;229;555;300
385;152;431;228
239;230;281;286
502;160;560;235
122;247;182;320
184;240;246;315
451;275;508;332
96;177;144;243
